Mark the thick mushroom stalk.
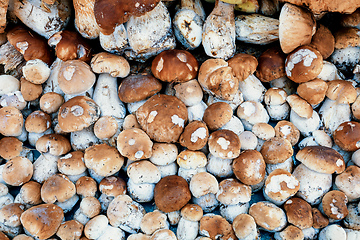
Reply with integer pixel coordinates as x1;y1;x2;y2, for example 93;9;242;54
174;0;206;50
73;0;101;39
202;0;236;60
99;24;129;54
0;0;9;33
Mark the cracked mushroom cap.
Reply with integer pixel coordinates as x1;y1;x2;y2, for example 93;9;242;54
84;144;124;177
58;60;96;95
285;45;323;83
216;178;252;205
48;30;92;62
335;165;360;202
76;176;98;198
0;137;23;160
151;49;199;83
227;53;258;81
117;128;153;160
154;175;191;213
7;25;52;65
94;116;118;140
190;172;219;199
56;220;84;240
20;204;64;240
58;151;86;176
333;121;360;151
39;92;64;114
127;160;161;184
181;204;203;222
58;96;100;132
177;150;207;170
274;120;300;146
91;52;130;78
279;3;316;54
99;176;126;196
36;134;71;156
179;121;209;151
321;190;348;220
256;47;286;82
140;210;168;235
296;146;345;174
2;156;33;186
284;197;313;229
326;80;357;104
309;24;335;59
249;201;287;232
233;150;266;186
118;74;162;103
203;102;233;131
25;110;51;133
297;78;328;105
199;214;236;240
136;94;188;143
208;129;241;159
0;106;23;136
41;174;76;203
0;203;25;227
260;137;293;164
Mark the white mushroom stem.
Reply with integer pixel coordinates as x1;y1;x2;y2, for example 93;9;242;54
174;0;205;50
220;202;249;223
43;58;65;95
202;0;236;60
55;194;79;213
127;178;155;203
70;126;100;151
177;218;199;240
32;153;59;183
99;24;129;54
93;74;126;121
73;0;100;39
239;74;266;102
319;98;351;134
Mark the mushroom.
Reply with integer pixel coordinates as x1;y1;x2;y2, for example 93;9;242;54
176;204;203;240
0;137;24;161
284;197;313;229
238;74;266;103
326;80;357;104
94;116;119;141
98;24;129;54
70;126;101;151
140;210;169;235
274;120;300;146
206;153;233;178
151;229;177;240
174;79;204;107
312;207;329;229
0;42;25;73
190;172;219;212
320;190;349;221
56;220;84;240
208;129;241;159
36;133;71;156
251;122;275;151
264;88;290;121
256;46;286;83
318;225;346;240
76;176;97;198
0;106;23;137
73;0;101;39
0;203;25;237
274;225;305;240
179;121;209;151
309;24;335;59
0;75;20;96
319;98;351;134
335;165;360;202
117;128;153;161
58;151;87;182
199;214;236;239
236;101;269;130
84;215;108;239
22;59;51;85
232;214;259;240
0;0;8;34
333;121;360;151
2;156;33;187
177;150;207;182
32;152;59;184
97;176;126;211
344;203;360;230
203;102;233;131
91;52;130;78
297;78;328;106
290;109;321;137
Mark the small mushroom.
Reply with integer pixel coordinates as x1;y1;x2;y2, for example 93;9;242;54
335;165;360;202
140;210;169;235
320;190;349;221
177;204;203;240
208;129;241;159
232;214;259;240
117;128;153;161
274;225;304;240
91;52;130;78
199;214;236;239
22;59;51;85
249;201;287;232
284;197;313;229
177;150;207;182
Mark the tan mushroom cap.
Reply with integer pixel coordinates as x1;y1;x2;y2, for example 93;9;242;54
12;234;34;240
0;203;25;227
39;92;64;114
0;137;23;160
58;60;96;95
216;178;252;205
83;214;108;239
123;114;141;130
297;78;328;105
326;80;357;104
256;47;286;82
58;151;86;176
179;121;209;151
0;106;23;136
334;27;360;49
76;176;98;198
203;102;233;131
118;74;162;103
286;94;313;119
322;190;348;220
22;59;51;85
128;233;151;240
309;24;335;59
151;229;177;240
91;52;130;78
56;220;84;240
117;128;153;160
174;79;203;107
181;204;203;222
264;88;287;105
21;78;43;102
274;120;300;146
296;146;345;174
190;172;219;198
260;137;293;164
25;110;51;133
208;129;241;159
127;160;161;184
58;96;100;132
140;210;168;235
154;175;191;213
36;134;71;156
312;207;329;229
177;150;207;169
0;232;9;240
199;215;236;240
232;214;257;240
136;94;188;143
285;46;323;83
284;197;313;229
99;176;126;196
150;143;178;166
2;156;33;186
279;3;316;54
41;174;76;203
252;123;275;141
275;225;304;240
84;143;124;177
333;121;360;151
93;116;118;140
80;197;101;218
335;165;360;201
284;0;360;14
20;204;64;240
151;49;198;83
249;201;287;232
233;150;266;186
227;53;258;81
19;181;42;205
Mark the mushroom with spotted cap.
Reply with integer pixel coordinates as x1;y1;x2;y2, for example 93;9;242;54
208;129;241;160
117;128;153;161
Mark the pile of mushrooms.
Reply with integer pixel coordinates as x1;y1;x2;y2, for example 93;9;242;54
1;0;360;239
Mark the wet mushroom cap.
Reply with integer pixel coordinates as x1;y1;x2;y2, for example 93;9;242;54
333;121;360;151
256;47;286;82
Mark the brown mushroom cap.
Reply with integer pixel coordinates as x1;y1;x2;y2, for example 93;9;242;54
84;143;124;177
91;52;130;78
0;106;23;136
48;30;92;62
260;137;293;164
39;92;64;114
58;60;96;95
0;232;9;240
123;114;141;130
286;94;313;119
177;150;207;169
252;123;275;141
274;120;300;146
232;214;258;240
140;210;168;235
285;45;323;83
256;47;286;82
0;137;23;160
181;204;203;222
99;176;126;196
20;204;64;240
56;220;84;240
58;96;100;132
326;80;357;104
76;176;98;198
335;165;360;202
309;24;335;59
7;25;52;65
21;78;43;101
12;234;34;240
116;128;153;160
296;146;345;174
216;178;252;205
321;190;349;220
190;172;219;198
249;201;287;232
203;102;233;131
199;215;236;240
58;151;86;176
19;181;42;205
233;150;266;186
275;225;304;240
264;88;287;106
333;121;360;151
94;116;118;140
41;174;76;203
297;78;328;105
136;94;188;143
334;27;360;49
312;207;329;229
227;53;258;81
208;129;241;159
118;74;162;103
284;197;313;229
154;175;191;213
0;203;25;227
179;121;209;151
151;49;198;83
2;156;33;186
25;110;51;133
36;134;71;156
284;0;360;14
